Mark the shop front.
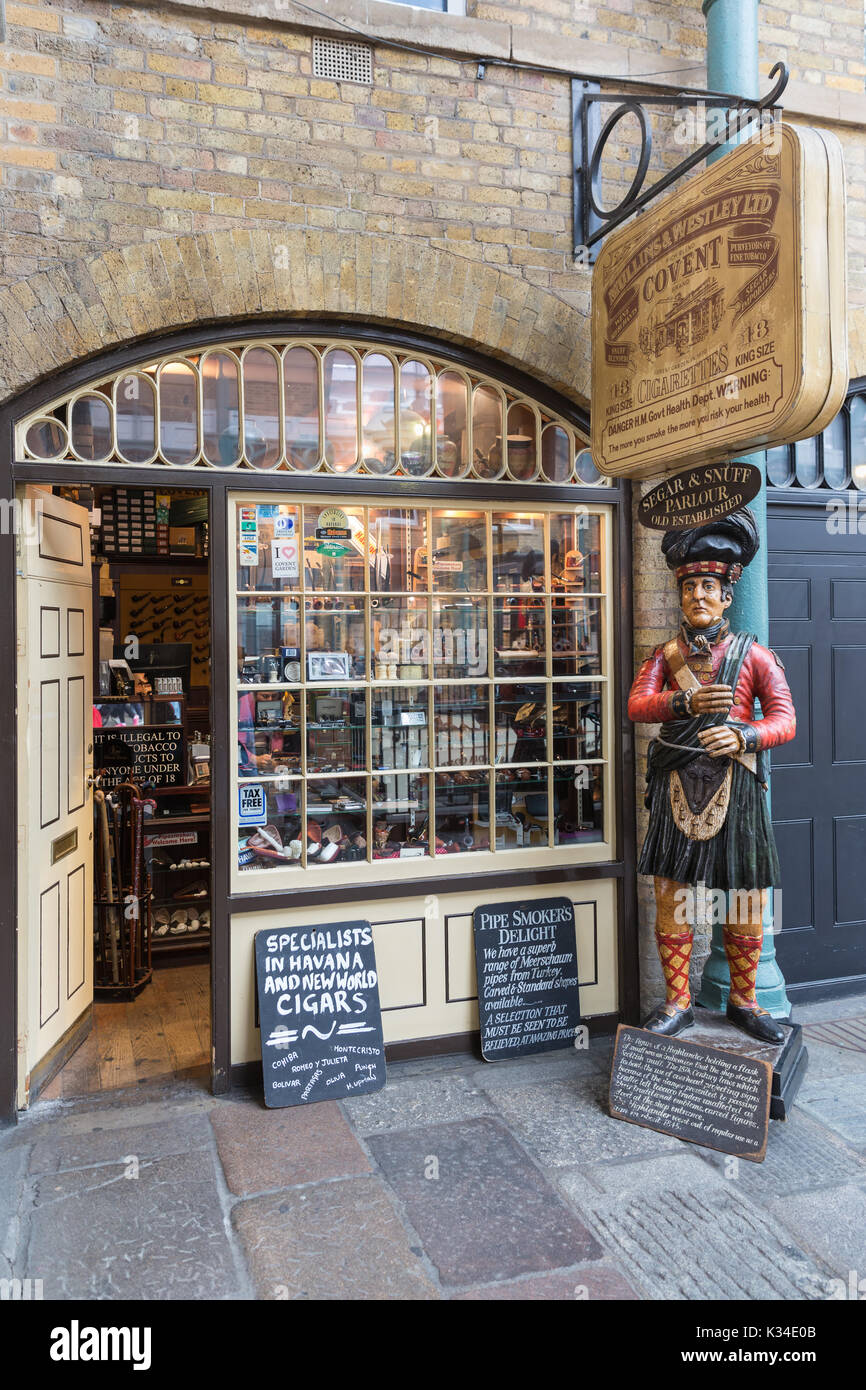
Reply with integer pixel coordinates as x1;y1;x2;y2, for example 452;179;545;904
1;322;637;1119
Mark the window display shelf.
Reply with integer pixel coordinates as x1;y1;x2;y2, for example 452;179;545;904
230;498;612;884
147;813;210;828
151;929;211;952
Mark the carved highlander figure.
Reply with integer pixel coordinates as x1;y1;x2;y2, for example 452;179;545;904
628;508;796;1044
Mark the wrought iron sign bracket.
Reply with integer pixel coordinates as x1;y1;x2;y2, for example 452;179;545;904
572;62;789;263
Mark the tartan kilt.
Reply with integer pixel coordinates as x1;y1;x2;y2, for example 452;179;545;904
638;758;781;890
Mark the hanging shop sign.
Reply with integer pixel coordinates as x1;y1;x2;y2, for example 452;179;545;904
637;460;763;530
254;922;386;1108
591;124;847;480
473;897;581;1060
609;1025;771;1161
94;724;184;789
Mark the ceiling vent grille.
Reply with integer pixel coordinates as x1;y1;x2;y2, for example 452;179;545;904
312;37;373;85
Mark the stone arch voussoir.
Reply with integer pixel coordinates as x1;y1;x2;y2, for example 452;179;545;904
0;228;592;409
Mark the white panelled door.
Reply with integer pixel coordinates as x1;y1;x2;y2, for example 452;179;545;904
16;487;94;1107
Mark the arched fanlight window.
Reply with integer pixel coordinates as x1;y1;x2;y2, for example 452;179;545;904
766;386;865;493
17;336;602;487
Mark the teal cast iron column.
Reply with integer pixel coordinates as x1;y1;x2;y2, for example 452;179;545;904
698;0;791;1016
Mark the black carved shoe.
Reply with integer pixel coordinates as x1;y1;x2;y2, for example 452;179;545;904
641;1004;695;1037
726;1001;786;1045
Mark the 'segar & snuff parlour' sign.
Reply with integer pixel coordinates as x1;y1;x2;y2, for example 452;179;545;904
638;460;763;530
591;124;847;480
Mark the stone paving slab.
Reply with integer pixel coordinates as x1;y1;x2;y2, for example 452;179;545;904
26;1150;243;1300
26;1070;212;1125
9;1094;215;1151
28;1114;212;1175
578;1187;838;1301
0;1148;27;1279
383;1052;483;1080
696;1110;866;1199
368;1116;603;1287
233;1176;439;1300
462;1047;607;1090
555;1151;728;1211
794;1073;866;1146
767;1182;866;1282
211;1096;370;1195
793;996;866;1025
793;1040;866;1081
484;1075;685;1165
802;1015;866;1054
340;1072;495;1136
451;1262;640;1300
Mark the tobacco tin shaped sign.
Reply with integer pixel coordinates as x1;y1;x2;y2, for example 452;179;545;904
591;124;847;480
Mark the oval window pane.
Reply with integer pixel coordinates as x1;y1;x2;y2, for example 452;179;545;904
361;352;396;476
115;374;156;463
574;448;601;485
323;349;359;472
851;396;866;491
822;412;848;491
399;360;433;476
506;402;537;480
201;352;240;467
795;435;819;488
435;371;468;477
25;418;66;459
472;384;504;479
159;362;199;465
283;346;320;472
70;394;112;461
766;444;793;488
541;425;572;482
243;348;281;470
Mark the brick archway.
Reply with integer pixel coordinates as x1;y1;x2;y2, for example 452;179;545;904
0;228;591;409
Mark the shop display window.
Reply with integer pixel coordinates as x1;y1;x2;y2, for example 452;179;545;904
231;499;612;883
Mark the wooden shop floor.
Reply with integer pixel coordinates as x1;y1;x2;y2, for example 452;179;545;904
40;963;210;1101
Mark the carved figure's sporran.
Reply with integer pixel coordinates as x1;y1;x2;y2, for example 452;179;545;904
628;508;796;1043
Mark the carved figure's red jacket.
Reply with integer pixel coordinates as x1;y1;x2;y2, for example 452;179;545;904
628;632;796;753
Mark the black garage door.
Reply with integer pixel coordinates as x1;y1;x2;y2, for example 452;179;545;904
769;495;866;996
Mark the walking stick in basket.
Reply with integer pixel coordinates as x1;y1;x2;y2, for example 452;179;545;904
95;788;119;985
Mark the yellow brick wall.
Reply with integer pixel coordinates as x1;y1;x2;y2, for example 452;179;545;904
0;0;583;290
0;0;862;325
759;0;866;91
470;0;866;90
470;0;707;62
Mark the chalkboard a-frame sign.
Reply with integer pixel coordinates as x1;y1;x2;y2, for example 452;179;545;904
473;897;582;1061
255;922;386;1108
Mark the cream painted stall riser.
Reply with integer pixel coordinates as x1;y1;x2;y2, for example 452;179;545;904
230;879;617;1064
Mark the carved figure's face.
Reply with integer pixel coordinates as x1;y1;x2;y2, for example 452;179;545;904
679;574;731;628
